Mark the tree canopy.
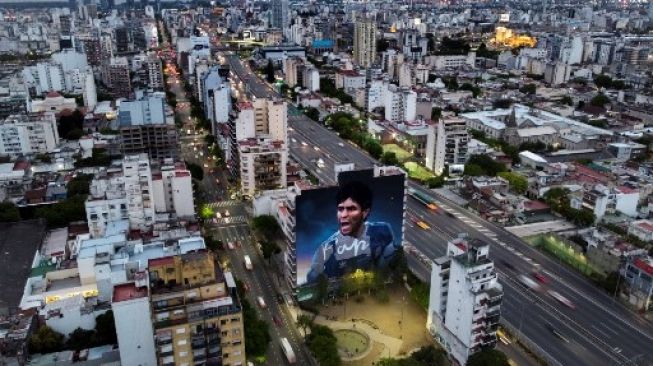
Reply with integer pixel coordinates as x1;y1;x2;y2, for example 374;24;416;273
466;349;510;366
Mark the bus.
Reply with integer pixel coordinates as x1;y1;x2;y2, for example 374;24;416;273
280;337;296;364
408;189;438;211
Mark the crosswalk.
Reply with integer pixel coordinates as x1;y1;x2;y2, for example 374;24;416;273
206;200;240;209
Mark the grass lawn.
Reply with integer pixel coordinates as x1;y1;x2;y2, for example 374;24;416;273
403;161;435;181
383;144;414;162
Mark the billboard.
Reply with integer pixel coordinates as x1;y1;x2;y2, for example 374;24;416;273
295;168;406;289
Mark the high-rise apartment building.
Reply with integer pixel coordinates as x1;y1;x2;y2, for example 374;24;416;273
425;116;469;175
230;99;288;194
239;138;288;197
427;236;503;366
0;112;59;158
353;17;377;68
102;57;132;99
384;85;417;122
85;155;194;237
201;66;231;136
148;251;246;366
86;154;156;236
271;0;289;29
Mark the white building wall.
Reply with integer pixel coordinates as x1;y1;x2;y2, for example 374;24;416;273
615;192;639;217
151;177;167;213
112;295;157;366
267;100;287;143
171;173;194;217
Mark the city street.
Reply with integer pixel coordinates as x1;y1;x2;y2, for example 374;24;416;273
226;53;653;366
162;33;312;365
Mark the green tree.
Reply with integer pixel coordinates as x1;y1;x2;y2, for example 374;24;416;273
260;240;281;262
498;172;528;194
66;174;93;197
242;299;271;357
35;195;87;228
296;314;314;340
431;107;442;121
265;59;275;83
466;349;510;366
28;326;64;354
58;110;85;140
304;107;320;121
307;324;341;366
185;161;204;181
426;175;446;188
0;202;20;222
519;83;537;95
251;215;282;239
364;139;383;159
464;164;485;176
590;93;610;107
460;83;482;98
66;328;97;351
95;310;117;345
381;151;400;166
560;96;573;106
593;74;613;89
36;153;52;163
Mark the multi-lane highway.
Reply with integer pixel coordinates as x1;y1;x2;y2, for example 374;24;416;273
226;53;653;366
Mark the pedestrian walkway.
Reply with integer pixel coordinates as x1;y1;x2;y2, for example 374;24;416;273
310;314;404;358
207;200;239;209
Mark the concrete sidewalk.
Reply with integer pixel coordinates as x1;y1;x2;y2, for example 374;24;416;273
311;314;404;358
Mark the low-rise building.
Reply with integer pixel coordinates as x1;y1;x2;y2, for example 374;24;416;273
628;220;653;242
621;256;653;312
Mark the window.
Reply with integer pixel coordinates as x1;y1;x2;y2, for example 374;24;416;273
177;339;187;346
176;328;186;334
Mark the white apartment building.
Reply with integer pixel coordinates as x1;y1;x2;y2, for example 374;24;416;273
384;86;417;122
151;160;195;218
112;281;157;366
425;116;469;175
0;112;59;158
367;79;388;112
239;138;288;197
234;99;287;143
302;66;320;92
86;155;195;237
427;236;503;366
201;66;231;137
231;99;288;194
86;154;155;237
426;52;476;70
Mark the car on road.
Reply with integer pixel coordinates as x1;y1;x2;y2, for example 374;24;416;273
224;210;230;217
257;296;267;308
548;290;575;309
519;274;542;292
273;315;282;327
532;272;549;284
227;242;235;250
445;211;456;218
216;212;222;219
